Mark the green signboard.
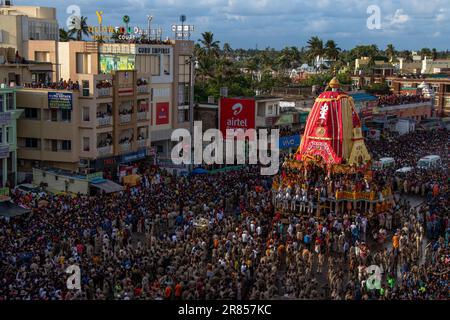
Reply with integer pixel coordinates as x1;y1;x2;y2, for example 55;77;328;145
0;187;9;197
87;172;104;182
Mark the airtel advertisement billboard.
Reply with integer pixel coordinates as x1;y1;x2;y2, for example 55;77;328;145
219;98;256;138
155;102;169;125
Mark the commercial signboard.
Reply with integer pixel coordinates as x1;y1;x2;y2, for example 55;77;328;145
121;149;147;163
87;172;104;182
136;46;171;55
100;54;136;73
0;112;11;126
155;102;170;125
219;98;256;139
48;92;73;110
275;114;294;126
279;134;301;149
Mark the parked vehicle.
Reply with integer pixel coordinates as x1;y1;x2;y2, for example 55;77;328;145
372;157;396;170
417;155;442;169
12;184;46;197
395;166;414;175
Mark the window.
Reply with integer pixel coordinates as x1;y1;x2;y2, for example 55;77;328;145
178;109;189;123
25;138;39;149
24;108;39;120
83;137;90;152
82;107;90;121
178;55;190;83
61;109;72;122
51;139;58;151
0;95;3;112
156;145;163;154
151;55;161;76
6;93;14;110
6;127;10;144
50;109;58;121
61;140;72;151
163;54;170;75
0;128;2;144
34;51;50;62
178;83;189;106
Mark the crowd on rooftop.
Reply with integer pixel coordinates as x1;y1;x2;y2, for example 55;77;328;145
377;94;430;107
23;79;80;91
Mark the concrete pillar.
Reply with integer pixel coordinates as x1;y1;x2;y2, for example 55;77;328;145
2;158;7;187
12;150;17;186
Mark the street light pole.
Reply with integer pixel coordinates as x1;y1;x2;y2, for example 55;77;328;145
188;54;197;171
147;15;153;41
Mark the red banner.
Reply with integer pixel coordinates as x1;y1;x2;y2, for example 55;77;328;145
219;98;256;138
156;102;169;125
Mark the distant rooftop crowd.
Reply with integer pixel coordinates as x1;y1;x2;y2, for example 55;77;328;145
23;79;80;91
377;94;430;107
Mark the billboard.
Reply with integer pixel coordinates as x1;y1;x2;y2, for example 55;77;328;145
155;102;169;125
100;54;136;73
48;92;73;110
219;98;256;138
279;135;301;149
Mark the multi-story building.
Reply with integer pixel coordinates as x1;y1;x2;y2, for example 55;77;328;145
0;3;58;57
31;40;195;159
15;69;153;175
0;84;22;186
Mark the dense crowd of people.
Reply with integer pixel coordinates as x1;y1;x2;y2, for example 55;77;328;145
0;127;448;300
377;94;430;107
23;79;80;91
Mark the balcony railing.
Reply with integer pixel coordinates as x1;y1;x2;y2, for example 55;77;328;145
137;111;149;121
119;142;132;153
98;87;112;97
119;114;132;124
137;85;149;94
97;145;113;156
97;116;113;127
137;139;149;148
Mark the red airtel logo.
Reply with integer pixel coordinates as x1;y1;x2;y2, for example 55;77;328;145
232;103;243;116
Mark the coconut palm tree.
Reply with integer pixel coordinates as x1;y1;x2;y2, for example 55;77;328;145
432;48;438;60
68;16;92;41
198;31;220;59
59;28;74;42
223;42;232;58
306;36;324;67
325;40;341;61
385;44;396;62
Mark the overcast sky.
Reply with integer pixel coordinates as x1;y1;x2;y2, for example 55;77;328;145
15;0;450;50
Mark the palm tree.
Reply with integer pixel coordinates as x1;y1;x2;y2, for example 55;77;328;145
325;40;341;61
306;36;324;68
432;48;438;60
111;30;123;43
223;42;232;58
385;44;396;62
399;50;413;63
59;28;74;42
419;48;431;59
198;31;220;59
68;16;92;41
